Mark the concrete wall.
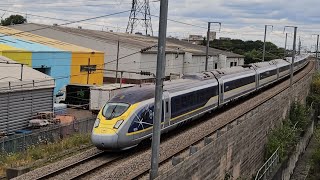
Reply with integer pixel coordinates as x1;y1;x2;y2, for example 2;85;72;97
157;67;312;179
140;53;184;78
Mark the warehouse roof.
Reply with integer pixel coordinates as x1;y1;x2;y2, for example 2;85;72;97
0;56;54;92
0;26;103;54
0;33;63;52
11;23;243;58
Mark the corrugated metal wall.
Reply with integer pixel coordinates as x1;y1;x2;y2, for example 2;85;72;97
0;88;53;134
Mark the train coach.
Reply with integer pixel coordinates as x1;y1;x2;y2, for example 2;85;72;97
91;55;309;150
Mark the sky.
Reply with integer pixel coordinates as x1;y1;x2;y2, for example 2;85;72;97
1;0;320;51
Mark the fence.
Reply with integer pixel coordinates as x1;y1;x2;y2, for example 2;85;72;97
255;147;280;180
0;117;95;154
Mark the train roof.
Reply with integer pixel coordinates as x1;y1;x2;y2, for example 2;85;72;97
109;78;218;104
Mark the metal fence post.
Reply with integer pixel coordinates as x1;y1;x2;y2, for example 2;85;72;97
86;118;89;133
2;138;4;152
23;133;26;151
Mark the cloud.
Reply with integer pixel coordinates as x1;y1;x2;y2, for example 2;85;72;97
0;0;319;50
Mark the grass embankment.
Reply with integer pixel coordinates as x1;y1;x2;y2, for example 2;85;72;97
0;133;91;176
265;102;310;161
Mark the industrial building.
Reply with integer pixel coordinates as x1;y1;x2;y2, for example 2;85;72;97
0;26;104;93
12;23;244;84
0;56;54;134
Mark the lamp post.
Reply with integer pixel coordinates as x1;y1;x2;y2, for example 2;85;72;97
205;22;221;71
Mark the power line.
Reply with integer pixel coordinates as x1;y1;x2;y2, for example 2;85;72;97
0;10;131;38
0;0;160;7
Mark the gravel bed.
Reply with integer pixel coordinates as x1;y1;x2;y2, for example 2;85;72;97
13;147;101;180
90;62;314;179
47;153;118;180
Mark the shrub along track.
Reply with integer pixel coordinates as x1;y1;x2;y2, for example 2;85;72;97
13;60;315;180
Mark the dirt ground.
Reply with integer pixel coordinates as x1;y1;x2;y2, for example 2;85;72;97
66;108;96;120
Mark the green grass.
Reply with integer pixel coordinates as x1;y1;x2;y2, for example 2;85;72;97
0;133;91;176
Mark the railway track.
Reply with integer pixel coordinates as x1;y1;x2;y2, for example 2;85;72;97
34;150;117;180
13;60;315;180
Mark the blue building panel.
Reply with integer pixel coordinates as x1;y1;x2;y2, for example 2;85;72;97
0;34;72;94
32;52;71;94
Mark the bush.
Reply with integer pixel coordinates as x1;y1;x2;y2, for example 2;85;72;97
265;102;310;161
289;102;309;133
266;121;297;160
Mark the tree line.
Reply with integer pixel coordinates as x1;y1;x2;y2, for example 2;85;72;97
203;38;288;64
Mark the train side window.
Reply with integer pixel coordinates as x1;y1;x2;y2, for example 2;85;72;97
166;102;169;113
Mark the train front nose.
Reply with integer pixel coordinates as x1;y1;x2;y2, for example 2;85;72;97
91;129;119;150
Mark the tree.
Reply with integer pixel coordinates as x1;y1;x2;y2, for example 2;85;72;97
1;15;27;26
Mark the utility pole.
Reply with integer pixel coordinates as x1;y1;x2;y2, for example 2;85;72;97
298;36;301;55
205;22;221;71
262;25;273;62
87;58;91;84
150;0;168;179
284;33;288;59
317;35;319;70
284;26;297;87
115;38;120;83
312;34;319;70
20;64;24;81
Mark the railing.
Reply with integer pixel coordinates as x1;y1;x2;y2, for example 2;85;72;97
0;117;95;154
255;147;280;180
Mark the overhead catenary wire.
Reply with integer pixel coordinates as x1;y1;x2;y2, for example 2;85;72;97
0;10;131;38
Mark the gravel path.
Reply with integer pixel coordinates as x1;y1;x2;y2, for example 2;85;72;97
90;61;314;179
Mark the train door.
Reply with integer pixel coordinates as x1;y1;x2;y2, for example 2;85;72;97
163;91;171;129
219;79;224;105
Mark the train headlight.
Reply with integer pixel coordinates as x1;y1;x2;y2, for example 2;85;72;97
114;120;124;129
94;118;100;128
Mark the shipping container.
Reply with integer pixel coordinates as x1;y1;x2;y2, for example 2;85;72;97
89;84;135;112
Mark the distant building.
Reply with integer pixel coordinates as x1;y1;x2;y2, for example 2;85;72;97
182;35;203;45
0;26;104;94
0;56;54;134
12;23;244;84
219;37;231;40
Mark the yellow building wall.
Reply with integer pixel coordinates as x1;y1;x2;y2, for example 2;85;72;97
70;52;104;85
0;44;32;66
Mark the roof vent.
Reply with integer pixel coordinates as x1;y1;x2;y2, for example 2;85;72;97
78;26;82;29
